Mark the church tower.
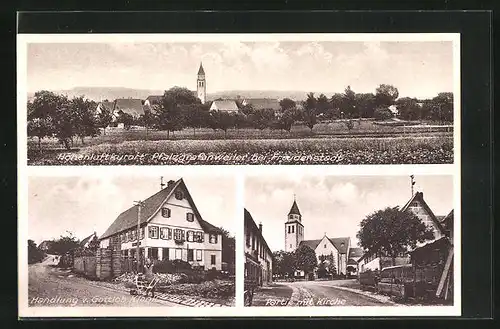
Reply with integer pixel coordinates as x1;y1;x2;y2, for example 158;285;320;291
197;62;206;104
285;197;305;252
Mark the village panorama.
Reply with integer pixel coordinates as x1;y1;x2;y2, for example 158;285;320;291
28;176;236;307
26;41;454;166
243;175;454;307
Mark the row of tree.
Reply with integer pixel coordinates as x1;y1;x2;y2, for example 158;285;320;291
272;244;340;279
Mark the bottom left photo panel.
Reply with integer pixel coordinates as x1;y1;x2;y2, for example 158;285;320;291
23;174;236;311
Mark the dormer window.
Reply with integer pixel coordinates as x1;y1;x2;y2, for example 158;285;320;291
161;207;171;218
175;190;184;200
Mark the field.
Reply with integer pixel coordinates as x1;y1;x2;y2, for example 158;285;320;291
27;120;454;165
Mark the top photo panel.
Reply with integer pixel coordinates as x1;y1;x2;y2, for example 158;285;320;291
19;34;459;166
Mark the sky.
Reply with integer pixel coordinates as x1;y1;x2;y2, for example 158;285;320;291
27;40;454;99
244;175;454;252
28;175;236;245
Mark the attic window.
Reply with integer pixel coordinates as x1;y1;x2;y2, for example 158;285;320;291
186;213;194;222
175;190;184;200
161;207;171;218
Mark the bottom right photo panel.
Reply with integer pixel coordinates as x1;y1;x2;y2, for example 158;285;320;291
243;174;455;308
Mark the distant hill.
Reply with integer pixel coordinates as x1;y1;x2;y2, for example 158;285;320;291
27;87;337;102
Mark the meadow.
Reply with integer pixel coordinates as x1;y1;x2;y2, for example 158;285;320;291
27;120;454;165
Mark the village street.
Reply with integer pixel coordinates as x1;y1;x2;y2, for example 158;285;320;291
28;255;178;307
252;279;395;307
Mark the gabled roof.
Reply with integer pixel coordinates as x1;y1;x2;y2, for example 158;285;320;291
97;101;115;112
80;232;97;248
401;192;445;235
197;63;205;75
114;98;145;117
243;98;280;111
348;247;364;258
299;239;322;250
100;178;221;240
329;237;350;254
38;240;53;248
210;100;239;112
244;208;273;257
145;95;163;104
288;200;301;216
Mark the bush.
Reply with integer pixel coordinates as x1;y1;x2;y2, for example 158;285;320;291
206;268;219;281
154;259;192;274
374;107;393;121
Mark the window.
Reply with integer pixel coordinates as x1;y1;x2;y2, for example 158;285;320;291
211;254;216;265
148;226;159;239
287;226;291;234
175;248;182;260
160;227;170;240
140;227;145;240
246;231;251;247
131;229;137;241
187;230;194;242
196;250;202;261
209;234;218;244
149;247;159;260
324;244;327;248
251;236;255;250
175;190;184;200
291;226;295;233
290;244;292;249
161;207;171;218
174;229;184;241
194;231;204;243
187;249;194;262
186;213;194;222
162;248;169;260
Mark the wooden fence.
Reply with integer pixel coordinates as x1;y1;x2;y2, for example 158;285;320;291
73;248;123;281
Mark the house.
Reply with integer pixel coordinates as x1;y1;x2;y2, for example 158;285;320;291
79;232;98;249
347;247;363;275
38;240;53;252
98;178;224;271
244;208;273;286
284;198;352;276
357;191;449;273
242;98;281;112
144;95;163;108
209;100;239;113
114;98;145;118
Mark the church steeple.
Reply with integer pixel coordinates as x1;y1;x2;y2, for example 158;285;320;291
288;199;301;217
285;196;304;252
196;62;206;104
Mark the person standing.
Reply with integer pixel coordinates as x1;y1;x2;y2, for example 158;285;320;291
144;258;155;298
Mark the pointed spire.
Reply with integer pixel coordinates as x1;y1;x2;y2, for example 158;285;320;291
288;199;301;216
197;62;205;75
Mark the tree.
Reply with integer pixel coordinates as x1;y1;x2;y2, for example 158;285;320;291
210;111;235;138
233;113;248;131
138;108;156;139
375;84;399;108
302;92;317;132
155;87;200;138
373;107;393;121
249;108;274;130
28;240;45;264
396;97;421;121
97;108;113;135
342;86;357;119
272;250;296;278
183;104;206;136
316;93;330;118
117;112;134;130
294;244;317;276
429;92;453;123
279;98;296;112
326;93;342;119
50;231;80;256
356;206;435;266
278;108;297;132
71;96;100;144
318;253;337;279
27;117;54;151
355;93;376;118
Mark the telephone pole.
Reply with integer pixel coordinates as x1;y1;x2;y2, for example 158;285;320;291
410;175;415;197
134;200;145;273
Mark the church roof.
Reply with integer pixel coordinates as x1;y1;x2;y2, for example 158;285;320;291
198;63;205;75
210;100;239;112
299;239;322;250
288;200;301;216
329;237;350;254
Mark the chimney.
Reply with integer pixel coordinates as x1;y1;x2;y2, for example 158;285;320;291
259;222;263;233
